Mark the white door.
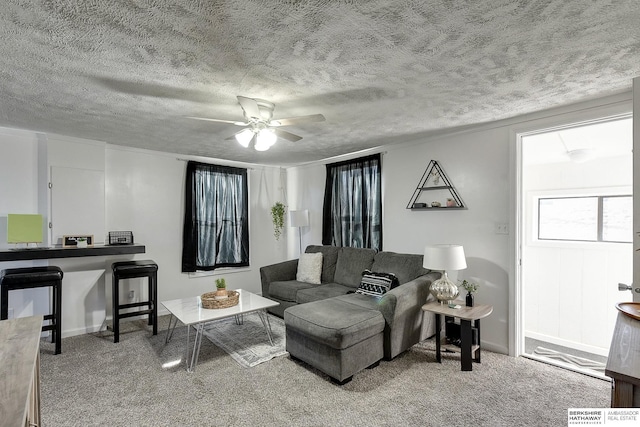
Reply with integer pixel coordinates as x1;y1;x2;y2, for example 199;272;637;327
50;166;105;245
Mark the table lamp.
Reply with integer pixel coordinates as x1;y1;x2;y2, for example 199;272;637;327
289;210;309;254
423;244;467;304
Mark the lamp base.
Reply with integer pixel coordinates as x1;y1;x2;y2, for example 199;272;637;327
430;272;459;304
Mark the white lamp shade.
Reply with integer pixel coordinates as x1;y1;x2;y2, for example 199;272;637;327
235;128;254;147
423;244;467;271
289;210;309;227
255;128;277;151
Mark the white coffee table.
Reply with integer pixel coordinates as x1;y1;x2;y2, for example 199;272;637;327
162;289;279;372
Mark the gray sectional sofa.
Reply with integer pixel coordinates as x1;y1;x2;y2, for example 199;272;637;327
259;245;440;383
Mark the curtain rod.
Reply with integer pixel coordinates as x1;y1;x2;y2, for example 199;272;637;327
176;157;255;170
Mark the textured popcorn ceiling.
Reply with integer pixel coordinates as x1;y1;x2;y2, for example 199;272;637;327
1;1;639;165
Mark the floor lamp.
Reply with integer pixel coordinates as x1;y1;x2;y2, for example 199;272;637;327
289;210;309;255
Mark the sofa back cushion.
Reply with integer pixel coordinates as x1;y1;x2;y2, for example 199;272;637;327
372;251;429;285
296;252;323;284
334;246;376;288
305;245;340;283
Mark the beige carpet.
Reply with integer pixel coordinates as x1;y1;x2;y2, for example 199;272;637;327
39;315;611;426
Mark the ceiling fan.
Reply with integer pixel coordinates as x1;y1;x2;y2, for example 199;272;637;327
187;96;325;151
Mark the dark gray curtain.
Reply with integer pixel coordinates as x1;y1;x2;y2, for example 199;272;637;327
182;161;249;272
322;154;382;250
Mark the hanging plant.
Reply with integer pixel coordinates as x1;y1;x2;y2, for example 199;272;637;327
271;202;286;240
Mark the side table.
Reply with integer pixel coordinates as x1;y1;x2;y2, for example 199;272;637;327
422;301;493;371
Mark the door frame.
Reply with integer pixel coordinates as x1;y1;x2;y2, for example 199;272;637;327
511;101;633;357
633;78;640;303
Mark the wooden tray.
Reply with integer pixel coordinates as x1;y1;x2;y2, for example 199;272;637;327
615;302;640;321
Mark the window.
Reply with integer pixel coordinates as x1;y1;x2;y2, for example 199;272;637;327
322;154;382;250
182;161;249;272
538;195;631;243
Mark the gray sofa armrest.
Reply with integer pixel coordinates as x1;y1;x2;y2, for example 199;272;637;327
259;259;299;298
376;271;440;359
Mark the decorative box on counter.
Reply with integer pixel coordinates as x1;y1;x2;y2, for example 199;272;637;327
108;231;134;245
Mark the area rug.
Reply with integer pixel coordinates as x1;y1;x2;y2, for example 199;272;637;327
533;346;606;372
201;313;287;368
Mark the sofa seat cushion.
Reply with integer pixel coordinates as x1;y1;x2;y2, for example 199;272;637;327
295;283;353;304
269;280;317;302
284;298;385;350
372;251;429;284
334;293;381;311
334;246;376;288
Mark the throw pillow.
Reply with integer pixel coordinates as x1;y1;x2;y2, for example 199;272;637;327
296;252;323;284
355;270;399;298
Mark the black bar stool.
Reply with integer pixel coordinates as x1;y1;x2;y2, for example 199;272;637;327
111;260;158;343
1;266;64;354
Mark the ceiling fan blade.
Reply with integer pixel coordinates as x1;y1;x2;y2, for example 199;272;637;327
274;128;303;142
237;96;262;120
186;116;247;126
224;129;251;140
270;114;326;127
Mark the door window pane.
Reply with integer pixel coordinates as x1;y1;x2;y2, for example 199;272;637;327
602;196;632;242
538;197;598;241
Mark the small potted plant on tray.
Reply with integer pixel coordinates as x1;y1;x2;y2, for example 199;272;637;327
215;278;228;299
460;279;478;307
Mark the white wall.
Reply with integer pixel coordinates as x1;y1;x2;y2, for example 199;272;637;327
0;128;40;233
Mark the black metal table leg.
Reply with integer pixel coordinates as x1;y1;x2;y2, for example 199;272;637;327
435;313;442;363
460;319;473;371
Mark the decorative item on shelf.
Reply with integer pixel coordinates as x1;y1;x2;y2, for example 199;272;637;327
108;231;134;245
214;278;228;300
423;244;467;304
446;198;456;207
63;235;94;248
431;170;441;185
431;201;441;207
271;202;286;241
201;290;239;309
460;279;479;307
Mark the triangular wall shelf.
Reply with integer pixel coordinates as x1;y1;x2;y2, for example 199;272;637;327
406;160;466;210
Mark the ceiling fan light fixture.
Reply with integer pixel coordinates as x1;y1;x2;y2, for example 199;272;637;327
235;128;254;148
189;96;325;152
255;128;277;151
